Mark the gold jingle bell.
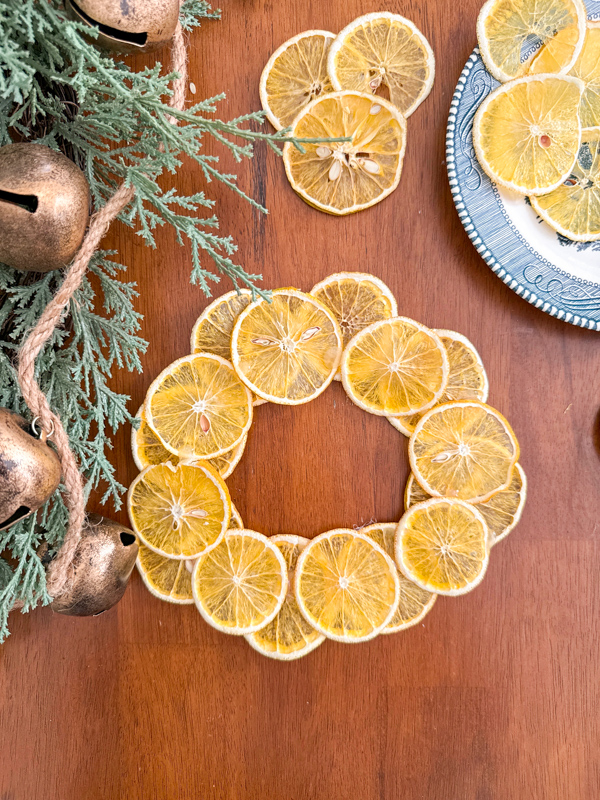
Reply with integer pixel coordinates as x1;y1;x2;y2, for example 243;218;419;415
51;514;138;616
0;143;90;273
65;0;180;54
0;409;61;531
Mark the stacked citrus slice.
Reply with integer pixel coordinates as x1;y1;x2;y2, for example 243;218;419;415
472;0;600;240
128;271;526;659
260;13;435;215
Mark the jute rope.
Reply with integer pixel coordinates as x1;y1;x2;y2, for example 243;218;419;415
16;23;188;600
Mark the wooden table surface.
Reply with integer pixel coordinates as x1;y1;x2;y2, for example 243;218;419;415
2;2;600;798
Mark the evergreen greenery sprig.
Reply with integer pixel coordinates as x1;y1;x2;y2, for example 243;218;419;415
0;0;337;639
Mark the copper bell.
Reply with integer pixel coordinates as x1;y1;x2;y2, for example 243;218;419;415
0;409;62;531
65;0;180;54
0;143;90;273
51;514;138;616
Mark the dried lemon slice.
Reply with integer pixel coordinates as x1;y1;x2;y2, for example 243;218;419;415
473;74;583;195
131;406;247;479
396;498;490;595
246;535;326;660
260;30;335;130
295;529;400;642
192;529;288;635
341;317;449;417
388;329;488;436
477;0;586;82
145;353;252;460
127;461;231;559
231;288;342;404
136;544;194;604
409;401;520;503
528;23;584;74
531;133;600;241
283;91;407;215
404;464;527;545
190;289;252;360
229;503;244;529
310;272;397;379
362;523;436;632
569;24;600;130
327;12;435;117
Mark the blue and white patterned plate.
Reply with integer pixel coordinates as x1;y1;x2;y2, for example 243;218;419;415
446;2;600;331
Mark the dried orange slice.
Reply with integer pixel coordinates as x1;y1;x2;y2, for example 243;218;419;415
192;529;288;635
127;461;231;559
396;498;490;595
327;12;435;117
477;0;586;82
283;91;407;215
362;523;436;632
388;329;488;436
145;353;252;460
310;272;397;379
409;401;520;503
260;30;335;130
136;544;194;604
295;529;400;642
341;317;449;416
246;535;326;660
131;405;247;479
473;74;583;195
231;289;342;404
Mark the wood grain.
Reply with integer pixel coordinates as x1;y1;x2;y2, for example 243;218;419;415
2;2;600;798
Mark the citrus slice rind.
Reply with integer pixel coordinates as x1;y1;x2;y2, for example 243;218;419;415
341;317;449;417
388;329;488;436
531;133;600;241
245;535;326;660
569;23;600;130
327;12;435;117
136;544;194;604
229;503;244;529
473;74;584;196
192;529;288;635
404;464;528;545
127;461;231;560
231;288;343;405
310;272;398;379
361;523;436;632
190;289;253;361
294;529;400;643
409;401;520;503
260;30;335;130
395;498;490;596
476;0;586;83
283;91;407;216
145;353;253;460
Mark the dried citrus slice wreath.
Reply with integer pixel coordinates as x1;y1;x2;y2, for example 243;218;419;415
127;273;526;659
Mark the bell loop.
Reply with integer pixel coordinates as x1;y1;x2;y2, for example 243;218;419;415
31;416;55;441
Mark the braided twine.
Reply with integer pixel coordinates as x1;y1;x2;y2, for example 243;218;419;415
16;24;188;600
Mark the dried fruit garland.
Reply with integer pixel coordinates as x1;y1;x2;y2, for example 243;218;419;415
129;272;526;661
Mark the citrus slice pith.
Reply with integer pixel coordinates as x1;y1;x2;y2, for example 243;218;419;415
127;461;231;559
531;133;600;241
396;498;490;595
569;23;600;130
131;406;247;479
361;523;436;632
231;288;342;404
260;30;335;130
192;529;288;635
145;353;252;460
136;544;194;604
388;329;488;436
310;272;398;379
477;0;586;82
327;12;435;117
283;91;407;215
246;535;326;660
294;529;400;643
473;74;583;195
409;401;520;503
341;317;449;417
404;464;527;545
